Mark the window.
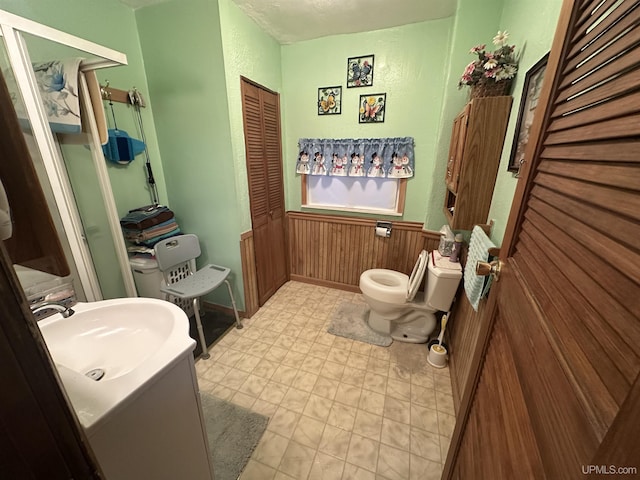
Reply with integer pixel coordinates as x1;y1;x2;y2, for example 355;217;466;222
296;137;414;216
302;176;406;215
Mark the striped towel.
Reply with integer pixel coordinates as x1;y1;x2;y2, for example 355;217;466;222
122;218;179;242
138;227;181;247
464;226;497;311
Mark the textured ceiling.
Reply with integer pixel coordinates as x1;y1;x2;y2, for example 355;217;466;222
118;0;456;44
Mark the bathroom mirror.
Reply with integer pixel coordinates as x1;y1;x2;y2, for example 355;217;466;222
0;69;70;278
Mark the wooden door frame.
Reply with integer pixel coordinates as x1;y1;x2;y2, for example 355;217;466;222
0;64;101;477
240;75;279;96
0;243;101;478
442;0;577;477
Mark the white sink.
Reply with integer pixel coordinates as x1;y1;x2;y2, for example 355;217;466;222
38;298;195;432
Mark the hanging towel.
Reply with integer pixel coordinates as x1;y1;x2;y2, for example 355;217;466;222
464;225;497;311
32;58;83;134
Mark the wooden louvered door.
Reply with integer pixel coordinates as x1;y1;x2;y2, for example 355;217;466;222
241;78;287;305
445;0;640;478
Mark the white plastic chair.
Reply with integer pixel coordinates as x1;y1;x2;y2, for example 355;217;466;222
154;234;242;359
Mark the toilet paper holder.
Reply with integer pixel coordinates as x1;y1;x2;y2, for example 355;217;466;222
375;221;392;238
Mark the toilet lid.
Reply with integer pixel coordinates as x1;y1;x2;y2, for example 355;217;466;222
407;250;428;301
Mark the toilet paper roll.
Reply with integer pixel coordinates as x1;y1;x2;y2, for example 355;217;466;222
375;226;388;237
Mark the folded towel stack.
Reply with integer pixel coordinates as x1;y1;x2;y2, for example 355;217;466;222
120;205;181;248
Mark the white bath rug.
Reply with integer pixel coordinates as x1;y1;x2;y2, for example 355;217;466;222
327;301;392;347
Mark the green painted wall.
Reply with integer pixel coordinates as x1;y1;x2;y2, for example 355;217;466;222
0;0;168;212
425;0;562;245
280;18;454;223
0;0;168;298
218;0;282;233
135;0;246;308
487;0;563;244
425;0;506;232
3;0;562;303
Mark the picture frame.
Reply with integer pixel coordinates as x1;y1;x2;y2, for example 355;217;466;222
347;54;374;88
358;93;386;123
317;86;342;115
508;52;549;172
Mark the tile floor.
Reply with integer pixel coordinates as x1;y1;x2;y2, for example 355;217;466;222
195;281;455;480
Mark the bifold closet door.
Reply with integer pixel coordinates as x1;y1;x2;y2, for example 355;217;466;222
241;78;287;306
445;0;640;478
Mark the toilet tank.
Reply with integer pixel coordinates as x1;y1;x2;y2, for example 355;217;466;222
425;251;463;312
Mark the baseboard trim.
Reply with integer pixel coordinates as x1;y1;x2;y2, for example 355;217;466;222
289;274;361;293
203;301;246;319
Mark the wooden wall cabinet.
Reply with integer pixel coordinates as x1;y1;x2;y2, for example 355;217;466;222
444;96;512;231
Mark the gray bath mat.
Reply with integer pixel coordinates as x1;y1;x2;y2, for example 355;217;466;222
327;301;392;347
200;392;268;480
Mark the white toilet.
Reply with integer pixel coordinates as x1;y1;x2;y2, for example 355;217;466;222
359;250;462;343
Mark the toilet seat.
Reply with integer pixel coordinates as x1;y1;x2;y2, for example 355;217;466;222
360;250;429;305
407;250;428;301
360;269;408;303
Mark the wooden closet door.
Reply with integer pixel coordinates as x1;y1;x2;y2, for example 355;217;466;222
241;78;287;305
445;0;640;478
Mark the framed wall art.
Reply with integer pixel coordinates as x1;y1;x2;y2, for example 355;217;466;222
508;52;549;172
359;93;386;123
347;54;374;88
318;86;341;115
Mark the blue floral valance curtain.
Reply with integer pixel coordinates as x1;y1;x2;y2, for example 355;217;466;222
296;137;415;179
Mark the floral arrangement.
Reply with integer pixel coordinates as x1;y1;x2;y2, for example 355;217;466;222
458;31;518;90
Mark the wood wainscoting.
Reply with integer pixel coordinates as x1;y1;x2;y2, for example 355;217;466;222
447;291;487;412
286;211;441;291
239;230;260;318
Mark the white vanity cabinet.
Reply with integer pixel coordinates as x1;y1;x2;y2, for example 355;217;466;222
86;355;214;480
